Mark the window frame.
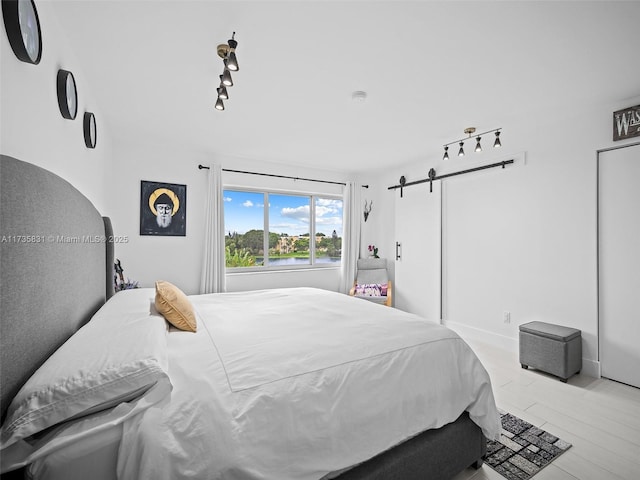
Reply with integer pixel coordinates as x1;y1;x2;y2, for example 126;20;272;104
223;187;343;273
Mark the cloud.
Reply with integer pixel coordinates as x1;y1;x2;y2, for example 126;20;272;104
243;200;254;207
316;205;340;217
281;205;310;220
275;201;343;236
316;216;342;226
316;198;342;208
224;197;232;202
281;204;342;220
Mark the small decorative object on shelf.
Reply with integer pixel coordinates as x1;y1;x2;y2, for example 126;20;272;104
368;244;379;258
114;258;139;291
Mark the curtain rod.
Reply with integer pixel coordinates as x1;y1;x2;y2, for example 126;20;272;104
198;165;368;188
388;159;514;197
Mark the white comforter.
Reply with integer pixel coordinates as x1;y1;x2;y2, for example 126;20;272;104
118;287;500;480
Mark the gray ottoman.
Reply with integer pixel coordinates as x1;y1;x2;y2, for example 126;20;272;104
519;321;582;382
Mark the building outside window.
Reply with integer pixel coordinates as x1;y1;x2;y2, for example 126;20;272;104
223;189;343;270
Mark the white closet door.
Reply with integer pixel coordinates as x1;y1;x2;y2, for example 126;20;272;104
599;143;640;388
393;180;441;322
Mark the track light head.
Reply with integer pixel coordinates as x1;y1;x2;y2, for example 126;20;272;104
443;146;449;161
218;76;229;97
226;32;239;71
215;97;225;111
475;136;482;152
226;51;239;71
494;131;502;148
222;63;233;86
458;142;465;157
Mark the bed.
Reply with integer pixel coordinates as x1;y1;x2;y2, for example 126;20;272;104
0;155;500;480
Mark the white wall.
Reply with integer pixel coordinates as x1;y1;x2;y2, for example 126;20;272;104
1;2;111;213
105;141;351;295
366;98;640;378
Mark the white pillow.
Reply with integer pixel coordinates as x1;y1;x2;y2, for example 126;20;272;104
0;288;172;470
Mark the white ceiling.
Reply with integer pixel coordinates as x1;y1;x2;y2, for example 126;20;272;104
50;1;640;173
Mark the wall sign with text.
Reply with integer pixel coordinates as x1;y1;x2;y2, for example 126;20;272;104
613;105;640;141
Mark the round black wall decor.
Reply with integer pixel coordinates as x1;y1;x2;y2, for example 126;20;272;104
2;0;42;64
56;69;77;120
83;112;96;148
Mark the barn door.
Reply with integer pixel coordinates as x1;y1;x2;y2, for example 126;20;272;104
393;180;441;322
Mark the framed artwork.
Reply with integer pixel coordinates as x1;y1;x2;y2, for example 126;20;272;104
140;181;186;236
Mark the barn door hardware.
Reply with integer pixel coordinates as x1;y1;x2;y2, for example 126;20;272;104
388;159;514;196
428;168;436;193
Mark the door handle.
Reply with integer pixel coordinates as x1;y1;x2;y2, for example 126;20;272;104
395;242;401;261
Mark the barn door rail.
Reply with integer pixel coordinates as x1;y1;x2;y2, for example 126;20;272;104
388;159;514;196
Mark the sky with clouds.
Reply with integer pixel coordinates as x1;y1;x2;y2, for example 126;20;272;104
223;190;343;237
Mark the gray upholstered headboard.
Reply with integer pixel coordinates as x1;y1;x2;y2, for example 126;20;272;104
0;155;114;422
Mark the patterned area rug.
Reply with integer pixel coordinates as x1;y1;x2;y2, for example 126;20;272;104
486;410;572;480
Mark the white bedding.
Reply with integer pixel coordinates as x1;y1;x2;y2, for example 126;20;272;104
0;289;171;475
116;287;500;480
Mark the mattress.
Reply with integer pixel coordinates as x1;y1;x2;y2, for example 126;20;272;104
21;287;500;480
118;287;500;480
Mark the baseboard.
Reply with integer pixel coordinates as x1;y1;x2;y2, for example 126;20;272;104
444;320;601;378
581;358;600;378
444;321;518;353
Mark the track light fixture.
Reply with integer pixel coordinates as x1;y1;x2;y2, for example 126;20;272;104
215;32;239;110
442;127;502;160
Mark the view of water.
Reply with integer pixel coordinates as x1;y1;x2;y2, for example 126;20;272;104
254;257;340;266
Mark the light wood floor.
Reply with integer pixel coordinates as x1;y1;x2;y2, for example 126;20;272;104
452;336;640;480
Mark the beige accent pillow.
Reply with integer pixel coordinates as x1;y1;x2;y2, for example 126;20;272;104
155;281;197;332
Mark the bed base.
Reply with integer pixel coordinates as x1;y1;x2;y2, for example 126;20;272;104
1;412;485;480
337;411;485;480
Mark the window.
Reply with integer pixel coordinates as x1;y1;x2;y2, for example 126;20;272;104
224;189;343;269
314;197;343;263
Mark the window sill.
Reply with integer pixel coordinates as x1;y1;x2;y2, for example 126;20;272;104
226;265;341;276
